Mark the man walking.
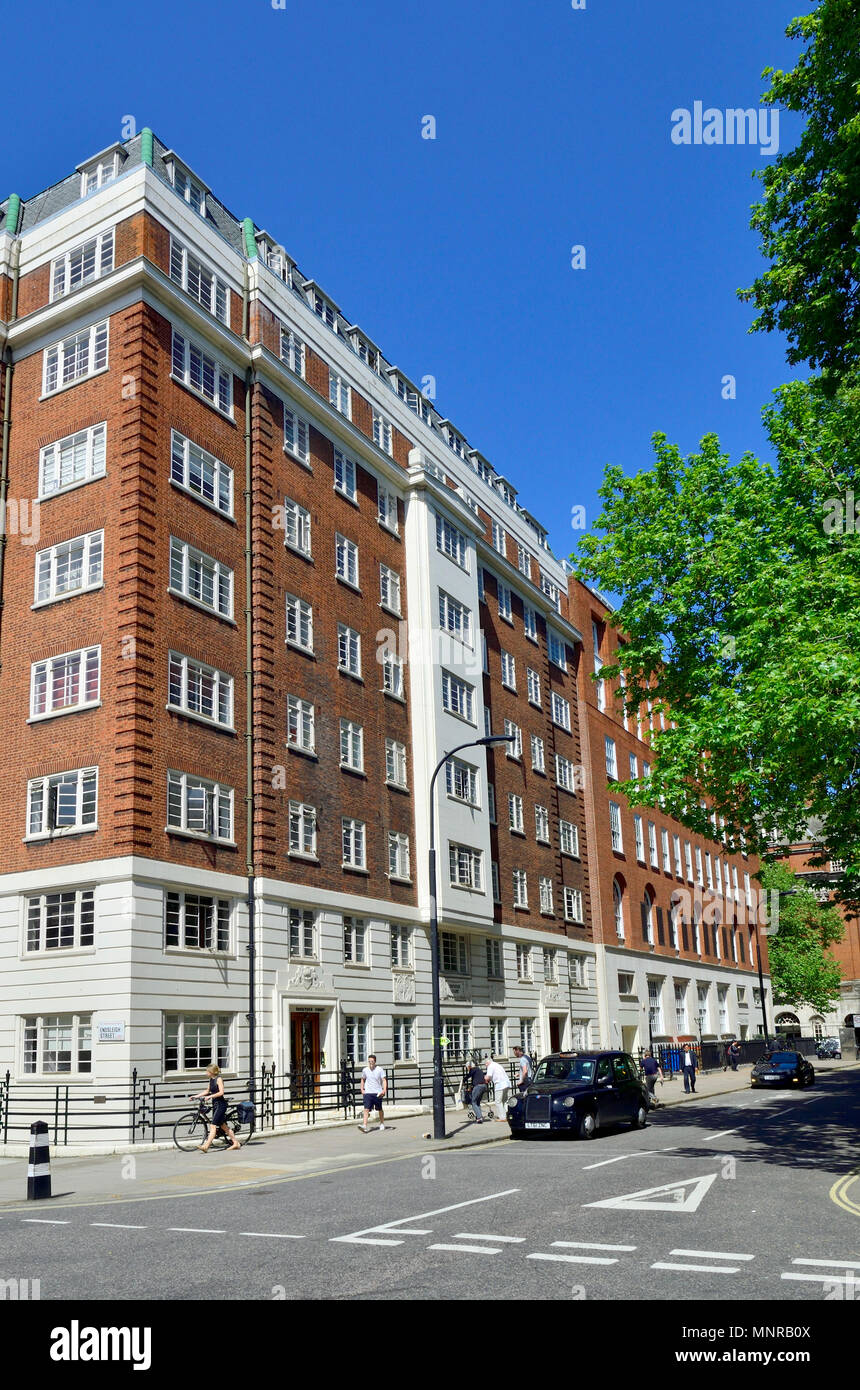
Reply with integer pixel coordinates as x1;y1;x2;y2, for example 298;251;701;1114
642;1049;663;1105
465;1060;488;1122
485;1056;511;1121
512;1044;533;1093
359;1053;387;1132
681;1046;697;1094
728;1040;741;1072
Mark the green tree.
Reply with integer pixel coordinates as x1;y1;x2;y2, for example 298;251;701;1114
739;0;860;382
572;376;860;907
762;864;845;1013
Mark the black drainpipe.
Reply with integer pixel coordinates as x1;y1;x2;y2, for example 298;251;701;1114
242;258;257;1104
0;202;22;667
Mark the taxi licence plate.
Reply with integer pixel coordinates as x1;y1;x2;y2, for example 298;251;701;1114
764;1073;781;1079
525;1122;551;1129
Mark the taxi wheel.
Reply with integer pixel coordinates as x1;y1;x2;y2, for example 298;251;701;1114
631;1103;648;1129
578;1111;597;1140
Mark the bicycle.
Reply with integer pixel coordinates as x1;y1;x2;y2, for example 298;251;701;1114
172;1098;255;1152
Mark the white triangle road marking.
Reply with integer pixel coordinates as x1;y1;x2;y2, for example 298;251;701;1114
583;1172;718;1213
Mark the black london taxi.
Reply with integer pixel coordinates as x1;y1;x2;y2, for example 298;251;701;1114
750;1050;815;1088
506;1050;650;1140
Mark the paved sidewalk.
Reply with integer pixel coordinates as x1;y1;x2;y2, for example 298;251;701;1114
0;1058;853;1212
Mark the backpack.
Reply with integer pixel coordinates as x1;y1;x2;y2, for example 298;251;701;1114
236;1101;255;1126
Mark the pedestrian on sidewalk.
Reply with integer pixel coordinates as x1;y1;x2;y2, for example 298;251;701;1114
359;1054;387;1132
728;1041;741;1072
485;1056;511;1120
194;1064;240;1152
512;1044;533;1093
681;1046;697;1094
465;1061;488;1122
642;1049;663;1105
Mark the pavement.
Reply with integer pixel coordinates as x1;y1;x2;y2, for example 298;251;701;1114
0;1060;857;1304
0;1058;853;1212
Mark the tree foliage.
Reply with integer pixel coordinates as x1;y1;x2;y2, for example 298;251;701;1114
761;863;845;1013
739;0;860;382
573;376;860;906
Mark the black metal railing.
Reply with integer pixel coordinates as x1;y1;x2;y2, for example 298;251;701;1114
635;1034;820;1078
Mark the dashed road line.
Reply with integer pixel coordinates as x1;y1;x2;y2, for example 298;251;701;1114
553;1241;637;1252
454;1233;526;1243
429;1242;501;1255
238;1231;305;1240
791;1257;860;1269
90;1222;147;1230
528;1250;619;1265
670;1248;755;1261
700;1130;738;1142
652;1261;740;1274
583;1151;655;1170
21;1218;70;1225
781;1271;854;1287
166;1226;226;1234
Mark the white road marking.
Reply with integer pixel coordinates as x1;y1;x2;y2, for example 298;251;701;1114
553;1241;637;1252
791;1257;860;1269
167;1227;226;1234
238;1232;305;1240
428;1243;501;1255
700;1130;738;1142
584;1173;718;1213
652;1261;739;1274
454;1233;526;1243
670;1248;754;1261
90;1222;147;1230
21;1218;70;1225
781;1271;854;1286
528;1252;619;1265
583;1151;655;1170
331;1186;520;1246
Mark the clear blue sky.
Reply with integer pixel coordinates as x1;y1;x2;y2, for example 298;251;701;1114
3;0;806;562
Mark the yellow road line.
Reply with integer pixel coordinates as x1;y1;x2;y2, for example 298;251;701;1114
829;1167;860;1219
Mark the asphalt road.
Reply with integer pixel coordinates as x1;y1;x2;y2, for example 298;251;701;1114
3;1069;858;1302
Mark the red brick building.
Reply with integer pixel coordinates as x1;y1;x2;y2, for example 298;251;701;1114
0;132;593;1087
568;579;770;1051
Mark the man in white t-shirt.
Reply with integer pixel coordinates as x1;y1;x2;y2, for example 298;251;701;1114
359;1054;388;1132
484;1057;511;1121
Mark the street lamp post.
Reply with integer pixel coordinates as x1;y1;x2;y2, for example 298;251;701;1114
749;888;799;1050
428;733;515;1141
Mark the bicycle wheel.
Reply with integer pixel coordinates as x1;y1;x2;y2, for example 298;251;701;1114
173;1111;207;1152
215;1112;254;1147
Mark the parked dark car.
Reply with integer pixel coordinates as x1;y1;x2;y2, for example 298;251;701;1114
815;1038;842;1059
750;1050;815;1088
506;1051;650;1140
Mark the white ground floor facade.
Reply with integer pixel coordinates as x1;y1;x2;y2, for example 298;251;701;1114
593;944;772;1054
0;855;602;1088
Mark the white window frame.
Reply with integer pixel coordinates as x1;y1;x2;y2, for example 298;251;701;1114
26;767;98;840
339;719;364;772
51;229;114;301
335;533;359;587
169;537;233;619
378;485;400;534
283;404;311;467
43;321;108;396
531;735;545;774
39;421;107;500
167;770;233;843
563;887;584;923
171;328;232;416
167;651;233;729
385;739;408;789
282;497;312;557
436;514;469;570
342;818;367;870
170;431;233;517
169;237;229;323
25;889;95;954
551;692;571;732
285;593;313;652
449;843;483;891
334;450;358;502
287;695;315;753
559;819;580;857
380;564;401;615
337;624;362;677
329;372;351;419
441;670;475;723
388;832;411;881
30;646;100;721
609;801;623;852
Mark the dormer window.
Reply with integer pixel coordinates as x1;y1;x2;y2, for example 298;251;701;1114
78;145;125;198
391;371;431;423
439;422;467;459
163;153;208;216
349;329;381;372
303;282;339;332
256;234;292;284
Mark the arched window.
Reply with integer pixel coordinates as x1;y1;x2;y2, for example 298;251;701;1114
641;888;656;946
613;878;625;941
669;894;681;949
809;1016;824;1041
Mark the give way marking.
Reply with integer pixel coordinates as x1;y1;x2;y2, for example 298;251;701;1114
331;1187;520;1246
584;1173;717;1214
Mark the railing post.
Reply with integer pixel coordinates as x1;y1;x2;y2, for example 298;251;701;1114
1;1069;8;1145
63;1086;69;1146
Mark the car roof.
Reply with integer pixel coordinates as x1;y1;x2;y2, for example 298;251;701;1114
542;1051;627;1060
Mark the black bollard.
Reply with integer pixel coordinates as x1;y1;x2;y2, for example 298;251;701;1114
27;1120;51;1200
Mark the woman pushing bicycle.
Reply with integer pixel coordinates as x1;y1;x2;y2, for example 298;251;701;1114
193;1063;240;1152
